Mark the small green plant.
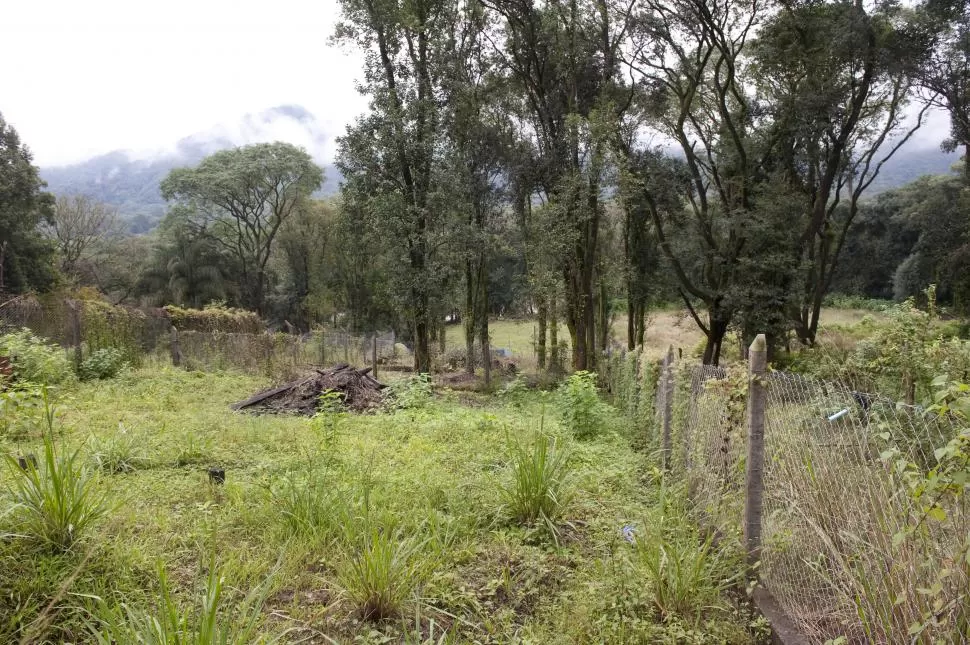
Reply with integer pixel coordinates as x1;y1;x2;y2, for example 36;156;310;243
338;524;433;620
632;491;741;623
500;431;574;535
272;468;342;539
310;389;345;453
171;432;213;467
87;424;150;473
87;559;284;644
386;373;433;410
0;382;49;439
0;328;74;385
78;347;128;381
4;430;107;551
557;371;606;439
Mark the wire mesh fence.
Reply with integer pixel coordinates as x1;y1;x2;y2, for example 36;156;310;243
649;356;970;644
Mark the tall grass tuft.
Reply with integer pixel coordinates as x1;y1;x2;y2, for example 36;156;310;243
633;508;740;623
338;523;434;621
87;424;151;473
273;468;343;539
500;431;574;533
87;560;284;644
4;430;106;551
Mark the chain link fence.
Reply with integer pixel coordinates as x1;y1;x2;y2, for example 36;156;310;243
648;352;969;644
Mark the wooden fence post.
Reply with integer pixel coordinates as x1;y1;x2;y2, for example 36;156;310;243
319;329;326;366
372;335;378;378
744;334;768;572
67;299;82;371
170;326;182;367
661;345;675;471
344;334;349;364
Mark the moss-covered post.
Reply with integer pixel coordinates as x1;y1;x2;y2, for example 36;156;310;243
744;333;767;571
661;345;675;471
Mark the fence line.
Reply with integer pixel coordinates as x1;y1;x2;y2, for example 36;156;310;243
649;336;969;644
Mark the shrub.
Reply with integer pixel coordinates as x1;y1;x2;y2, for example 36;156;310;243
0;329;74;385
78;347;128;381
79;299;146;366
386;373;433;410
0;383;50;439
557;371;606;439
4;431;107;551
500;432;574;534
164;304;263;334
87;560;283;644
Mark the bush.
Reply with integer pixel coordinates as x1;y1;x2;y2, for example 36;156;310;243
0;329;74;385
4;431;107;551
385;373;433;410
164;304;263;334
78;348;128;381
557;371;606;439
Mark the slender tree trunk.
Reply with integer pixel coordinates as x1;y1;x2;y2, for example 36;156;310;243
549;294;559;374
627;293;635;351
439;322;446;355
598;279;609;359
537;298;548;370
635;301;646;348
465;260;476;374
480;263;490;386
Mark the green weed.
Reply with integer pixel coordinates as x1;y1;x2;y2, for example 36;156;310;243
86;559;284;644
557;371;606;439
4;431;107;551
338;523;434;621
500;431;574;534
87;424;151;473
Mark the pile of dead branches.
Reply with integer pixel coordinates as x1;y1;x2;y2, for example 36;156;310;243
230;364;386;415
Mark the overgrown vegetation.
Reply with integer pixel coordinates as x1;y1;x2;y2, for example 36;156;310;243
0;367;761;643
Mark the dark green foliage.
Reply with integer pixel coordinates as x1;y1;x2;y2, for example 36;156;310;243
78;348;127;381
0;113;56;294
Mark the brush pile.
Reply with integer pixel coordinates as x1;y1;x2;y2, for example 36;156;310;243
230;364;386;415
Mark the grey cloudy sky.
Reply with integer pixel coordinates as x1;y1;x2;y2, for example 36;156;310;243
3;0;952;168
4;0;367;167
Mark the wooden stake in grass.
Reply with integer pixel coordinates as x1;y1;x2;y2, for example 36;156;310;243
208;467;225;485
744;333;767;572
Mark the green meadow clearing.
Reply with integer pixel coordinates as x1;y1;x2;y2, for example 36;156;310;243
0;365;768;644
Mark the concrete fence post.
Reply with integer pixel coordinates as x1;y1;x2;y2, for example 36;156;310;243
661;345;675;471
744;334;768;571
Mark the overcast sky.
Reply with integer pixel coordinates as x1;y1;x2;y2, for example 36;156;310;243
3;0;368;167
3;0;953;168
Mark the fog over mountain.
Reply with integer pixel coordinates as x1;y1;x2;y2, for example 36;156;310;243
39;105;342;233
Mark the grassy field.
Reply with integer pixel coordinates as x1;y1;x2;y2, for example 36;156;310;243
446;307;887;367
0;366;767;643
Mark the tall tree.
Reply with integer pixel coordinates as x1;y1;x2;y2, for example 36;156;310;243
482;0;634;370
919;0;970;180
335;0;460;372
45;194;121;279
159;142;323;316
623;0;768;364
0;112;56;294
753;0;932;346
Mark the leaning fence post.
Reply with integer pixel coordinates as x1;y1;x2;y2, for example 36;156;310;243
744;333;768;572
170;326;182;367
661;345;675;471
319;329;326;366
344;334;350;363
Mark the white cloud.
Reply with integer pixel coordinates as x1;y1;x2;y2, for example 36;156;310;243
2;0;368;166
